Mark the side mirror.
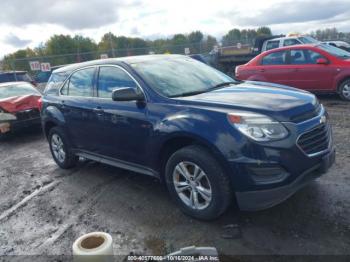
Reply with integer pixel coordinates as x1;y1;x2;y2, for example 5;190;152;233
112;87;144;102
316;58;328;65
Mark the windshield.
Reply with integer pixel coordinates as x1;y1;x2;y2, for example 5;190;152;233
0;83;40;100
131;56;237;98
317;44;350;59
298;36;319;44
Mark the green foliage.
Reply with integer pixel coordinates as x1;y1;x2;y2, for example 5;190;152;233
310;27;350;41
222;27;272;45
256;26;272;36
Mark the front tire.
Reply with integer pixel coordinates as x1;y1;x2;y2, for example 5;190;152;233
48;127;78;169
339;79;350;101
165;145;233;220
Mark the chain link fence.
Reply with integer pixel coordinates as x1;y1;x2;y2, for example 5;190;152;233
2;41;215;90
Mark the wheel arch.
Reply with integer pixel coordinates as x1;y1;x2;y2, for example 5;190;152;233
336;75;350;93
157;133;233;185
42;105;66;138
44;120;57;139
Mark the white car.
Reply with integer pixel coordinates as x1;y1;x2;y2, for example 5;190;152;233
262;35;319;52
322;41;350;51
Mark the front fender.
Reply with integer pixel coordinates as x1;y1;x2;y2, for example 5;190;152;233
152;108;244;165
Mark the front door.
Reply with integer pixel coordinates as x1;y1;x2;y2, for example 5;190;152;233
288;49;336;91
95;65;152;166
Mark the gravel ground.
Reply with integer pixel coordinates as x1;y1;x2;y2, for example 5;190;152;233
0;96;349;260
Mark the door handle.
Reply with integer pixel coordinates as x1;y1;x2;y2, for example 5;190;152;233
93;107;104;114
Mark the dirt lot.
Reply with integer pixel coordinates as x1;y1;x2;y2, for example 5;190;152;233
0;96;349;260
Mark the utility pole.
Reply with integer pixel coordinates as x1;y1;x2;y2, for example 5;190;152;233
76;36;81;62
109;33;116;58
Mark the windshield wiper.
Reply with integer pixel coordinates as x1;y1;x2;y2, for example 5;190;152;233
169;90;208;98
170;81;239;98
209;81;238;90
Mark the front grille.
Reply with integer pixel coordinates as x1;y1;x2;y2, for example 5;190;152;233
297;124;331;156
15;108;40;121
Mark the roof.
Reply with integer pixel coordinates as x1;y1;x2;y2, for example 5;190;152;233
268;35;308;41
263;44;320;53
54;54;186;74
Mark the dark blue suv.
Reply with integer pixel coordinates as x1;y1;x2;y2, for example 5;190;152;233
42;55;335;220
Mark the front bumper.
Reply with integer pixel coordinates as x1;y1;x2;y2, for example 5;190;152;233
236;147;335;211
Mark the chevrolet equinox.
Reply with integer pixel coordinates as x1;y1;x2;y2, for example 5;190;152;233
42;55;335;220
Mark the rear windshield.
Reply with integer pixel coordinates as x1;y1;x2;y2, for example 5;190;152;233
44;71;70;95
0;83;40;100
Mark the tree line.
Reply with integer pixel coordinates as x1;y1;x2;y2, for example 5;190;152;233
2;27;350;71
3;27;272;70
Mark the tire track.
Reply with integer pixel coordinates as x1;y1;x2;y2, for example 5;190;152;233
0;181;60;222
35;174;127;252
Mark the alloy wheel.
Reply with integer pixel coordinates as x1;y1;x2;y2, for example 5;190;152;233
51;134;66;163
172;161;212;210
342;84;350;99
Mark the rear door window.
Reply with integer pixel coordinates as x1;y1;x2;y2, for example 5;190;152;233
97;66;137;99
261;51;287;65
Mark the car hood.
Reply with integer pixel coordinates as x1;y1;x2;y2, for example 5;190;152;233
176;81;319;122
0;94;41;113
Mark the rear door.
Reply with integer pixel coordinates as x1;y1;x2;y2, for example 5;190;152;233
59;67;102;151
95;65;151;166
288;48;335;91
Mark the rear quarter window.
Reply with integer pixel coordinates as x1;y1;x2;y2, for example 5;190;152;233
44;72;70;95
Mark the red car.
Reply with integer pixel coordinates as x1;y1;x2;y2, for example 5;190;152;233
235;44;350;100
0;82;42;135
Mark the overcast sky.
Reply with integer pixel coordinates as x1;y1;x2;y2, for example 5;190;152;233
0;0;350;57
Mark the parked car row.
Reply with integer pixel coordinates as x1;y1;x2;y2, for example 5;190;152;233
0;71;37;86
236;43;350;100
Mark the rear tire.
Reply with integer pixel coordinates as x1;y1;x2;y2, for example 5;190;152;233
165;145;233;220
48;126;78;169
339;79;350;101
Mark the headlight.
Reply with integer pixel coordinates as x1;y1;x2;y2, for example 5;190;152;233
227;112;288;141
